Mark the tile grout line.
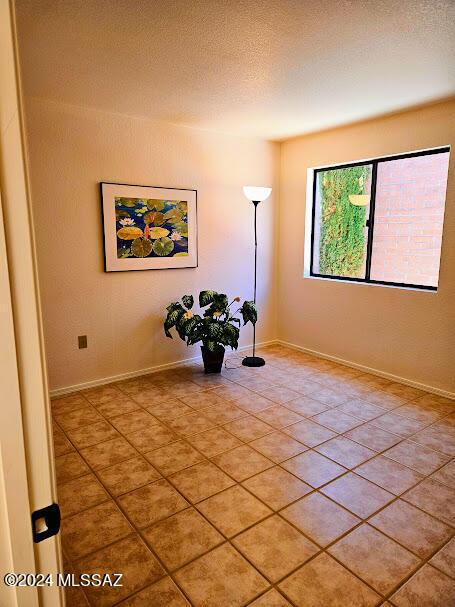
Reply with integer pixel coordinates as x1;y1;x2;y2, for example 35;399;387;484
53;347;454;606
161;353;455;601
58;380;284;606
56;386;454;542
58;394;455;604
180;361;451;603
63;448;453;606
58;385;324;605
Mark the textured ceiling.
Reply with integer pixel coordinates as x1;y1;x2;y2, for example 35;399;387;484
15;0;455;139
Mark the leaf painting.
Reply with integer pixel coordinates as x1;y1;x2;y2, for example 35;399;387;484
117;226;143;240
115;197;189;259
131;238;153;257
143;211;165;226
149;227;170;239
153;237;174;256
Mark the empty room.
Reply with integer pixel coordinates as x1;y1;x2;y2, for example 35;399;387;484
1;1;454;606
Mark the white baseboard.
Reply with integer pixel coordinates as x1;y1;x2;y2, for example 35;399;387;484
50;338;454;401
276;339;455;400
49;340;277;398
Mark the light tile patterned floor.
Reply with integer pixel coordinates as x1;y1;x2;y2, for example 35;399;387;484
51;344;455;607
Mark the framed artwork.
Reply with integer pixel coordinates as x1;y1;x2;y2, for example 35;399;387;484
101;182;197;271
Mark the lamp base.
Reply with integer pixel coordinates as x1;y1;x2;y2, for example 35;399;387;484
242;356;265;368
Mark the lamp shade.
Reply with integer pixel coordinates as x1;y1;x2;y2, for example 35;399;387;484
243;186;272;202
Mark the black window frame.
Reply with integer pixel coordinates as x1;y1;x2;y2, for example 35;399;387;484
309;146;450;292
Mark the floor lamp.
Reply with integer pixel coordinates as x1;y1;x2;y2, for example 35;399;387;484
242;185;272;368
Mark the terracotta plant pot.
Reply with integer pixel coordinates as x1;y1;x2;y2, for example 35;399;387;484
201;345;225;374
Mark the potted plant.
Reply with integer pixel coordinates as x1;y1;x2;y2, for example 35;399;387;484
164;290;257;373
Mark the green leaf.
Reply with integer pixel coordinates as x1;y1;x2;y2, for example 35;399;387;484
143;211;165;226
207;321;223;339
187;330;202;346
166;301;184;313
115;209;130;219
176;201;188;214
131;237;153;258
199;290;217;307
149;227;170;239
176;325;186;340
116;197;137;208
152;237;175;256
163;208;184;224
222;323;240;349
172;220;188;237
203;306;216;318
146;199;165;211
214;293;229;310
117;247;132;258
240;300;258;325
203;293;229;318
166;309;182;325
182;295;194;310
117;226;143;240
174;312;189;341
186;315;203;344
164;304;186;337
182;316;198;336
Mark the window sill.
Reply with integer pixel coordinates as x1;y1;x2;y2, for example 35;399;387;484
303;272;438;293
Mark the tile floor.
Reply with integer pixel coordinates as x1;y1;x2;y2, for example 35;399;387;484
51;344;455;606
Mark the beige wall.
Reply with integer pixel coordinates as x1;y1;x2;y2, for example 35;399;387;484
25;98;279;391
25;97;455;394
278;100;455;393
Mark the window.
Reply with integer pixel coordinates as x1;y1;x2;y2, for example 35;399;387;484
310;147;450;290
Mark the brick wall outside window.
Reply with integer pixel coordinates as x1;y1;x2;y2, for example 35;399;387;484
370;152;450;287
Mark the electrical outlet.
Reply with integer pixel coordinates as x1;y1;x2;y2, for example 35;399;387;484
78;335;87;349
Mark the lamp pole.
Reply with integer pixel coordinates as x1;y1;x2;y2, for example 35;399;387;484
242;199;265;367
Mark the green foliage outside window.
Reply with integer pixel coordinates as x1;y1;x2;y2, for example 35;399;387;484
318;165;370;277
